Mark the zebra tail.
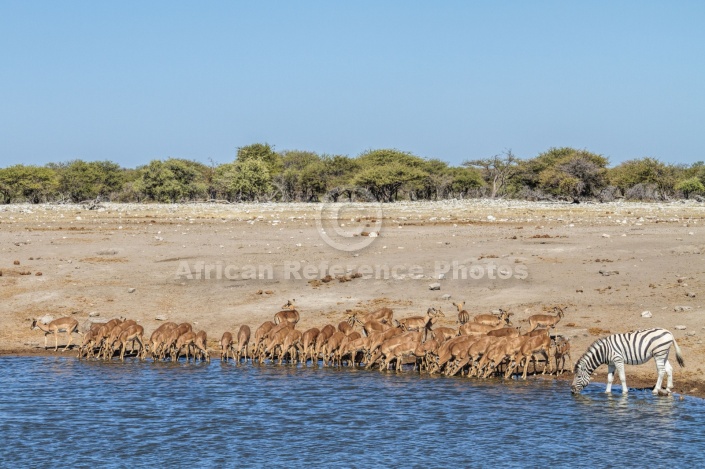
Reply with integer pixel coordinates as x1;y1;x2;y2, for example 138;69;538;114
673;338;685;368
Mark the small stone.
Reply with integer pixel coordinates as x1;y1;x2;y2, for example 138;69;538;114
89;312;100;317
674;306;693;312
601;234;610;238
438;273;446;280
686;331;696;337
35;272;42;276
599;270;619;276
641;311;652;318
127;288;136;293
429;283;441;291
440;294;451;300
155;315;168;321
13;260;20;265
686;292;696;298
674;325;686;330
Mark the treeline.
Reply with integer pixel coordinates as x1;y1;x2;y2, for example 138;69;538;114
1;144;704;204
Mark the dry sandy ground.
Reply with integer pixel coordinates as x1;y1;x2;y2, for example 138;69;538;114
2;200;704;396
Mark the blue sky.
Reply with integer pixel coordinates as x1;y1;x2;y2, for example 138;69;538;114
1;1;703;168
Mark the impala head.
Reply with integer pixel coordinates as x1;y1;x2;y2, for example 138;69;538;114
282;299;296;310
554;306;565;318
453;301;465;312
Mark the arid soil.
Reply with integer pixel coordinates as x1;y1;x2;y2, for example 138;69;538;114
2;200;704;397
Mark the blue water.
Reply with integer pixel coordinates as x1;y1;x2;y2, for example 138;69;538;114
1;356;703;467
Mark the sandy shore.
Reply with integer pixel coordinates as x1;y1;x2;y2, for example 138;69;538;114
2;199;704;396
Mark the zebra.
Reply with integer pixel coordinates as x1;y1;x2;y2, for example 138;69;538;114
571;328;684;395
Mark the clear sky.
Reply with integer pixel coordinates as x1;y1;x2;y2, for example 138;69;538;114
1;1;703;168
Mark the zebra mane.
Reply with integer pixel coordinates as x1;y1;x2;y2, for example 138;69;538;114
575;337;607;371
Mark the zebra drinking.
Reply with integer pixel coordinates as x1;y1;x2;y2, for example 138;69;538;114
571;328;684;395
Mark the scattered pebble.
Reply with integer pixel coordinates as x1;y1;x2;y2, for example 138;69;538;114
599;270;619;276
127;288;136;293
674;325;687;330
641;311;652;318
674;306;693;312
429;283;441;291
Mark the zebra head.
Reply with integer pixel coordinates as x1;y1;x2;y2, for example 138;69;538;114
571;360;591;394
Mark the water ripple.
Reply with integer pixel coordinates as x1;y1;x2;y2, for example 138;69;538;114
0;357;703;467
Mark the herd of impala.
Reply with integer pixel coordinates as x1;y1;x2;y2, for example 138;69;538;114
31;300;573;378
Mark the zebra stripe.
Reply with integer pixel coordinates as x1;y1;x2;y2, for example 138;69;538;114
571;328;684;395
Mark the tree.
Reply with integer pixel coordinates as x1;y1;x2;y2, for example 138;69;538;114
274;150;325;201
463;150;520;198
448;167;485;198
49;160;125;202
354;149;428;202
353;162;426;202
236;143;282;175
676;177;704;199
608;158;677;199
518;147;609;201
138;160;181;202
214;159;272;201
357;148;426;168
137;159;208;202
322;155;360;200
0;165;59;203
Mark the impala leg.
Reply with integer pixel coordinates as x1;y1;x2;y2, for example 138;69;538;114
522;354;532;380
63;331;72;352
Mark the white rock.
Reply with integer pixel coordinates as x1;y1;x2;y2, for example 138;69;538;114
641;311;652;318
127;288;136;293
674;325;687;330
602;234;610;238
429;283;441;291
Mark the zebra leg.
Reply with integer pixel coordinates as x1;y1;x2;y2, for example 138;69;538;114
606;363;616;393
616;362;628;394
653;356;667;394
665;361;674;391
